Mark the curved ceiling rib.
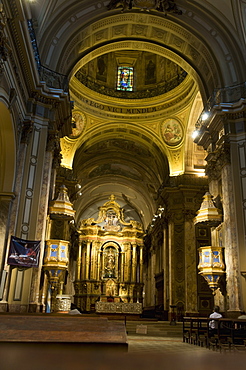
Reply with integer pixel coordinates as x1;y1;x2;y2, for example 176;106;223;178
28;1;243;230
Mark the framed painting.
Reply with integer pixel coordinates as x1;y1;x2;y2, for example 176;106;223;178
162;118;183;146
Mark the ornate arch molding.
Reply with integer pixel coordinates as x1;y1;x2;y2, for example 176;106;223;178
58;13;216;97
44;10;234;96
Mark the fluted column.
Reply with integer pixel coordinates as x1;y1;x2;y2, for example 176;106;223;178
85;240;91;280
120;251;124;282
131;243;137;282
76;241;82;281
96;245;101;280
139;245;143;283
81;243;86;280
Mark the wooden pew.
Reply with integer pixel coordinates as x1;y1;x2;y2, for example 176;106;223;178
183;316;246;352
0;313;128;352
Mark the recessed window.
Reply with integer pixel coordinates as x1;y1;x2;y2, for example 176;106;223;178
117;66;133;91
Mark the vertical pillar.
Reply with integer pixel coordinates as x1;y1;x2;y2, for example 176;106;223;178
139;245;143;284
184;211;198;315
90;242;95;280
76;242;82;281
131;243;137;282
150;250;156;306
222;163;241;313
85;240;91;280
97;248;101;280
163;225;169;312
120;251;124;282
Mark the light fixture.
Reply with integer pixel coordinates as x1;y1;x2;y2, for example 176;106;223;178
198;246;225;294
201;112;209;121
192;130;199;139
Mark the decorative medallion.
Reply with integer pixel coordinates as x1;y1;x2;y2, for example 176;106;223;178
162;118;183;146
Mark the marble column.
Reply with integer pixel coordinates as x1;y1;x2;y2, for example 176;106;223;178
184;212;199;314
29;149;53;312
222;163;241;313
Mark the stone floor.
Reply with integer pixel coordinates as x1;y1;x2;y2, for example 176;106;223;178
128;335;209;353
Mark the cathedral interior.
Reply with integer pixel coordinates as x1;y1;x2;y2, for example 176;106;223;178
0;0;246;327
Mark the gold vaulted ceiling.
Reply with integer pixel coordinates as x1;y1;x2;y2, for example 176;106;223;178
27;0;245;228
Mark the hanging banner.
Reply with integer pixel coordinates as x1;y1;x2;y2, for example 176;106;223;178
7;236;41;268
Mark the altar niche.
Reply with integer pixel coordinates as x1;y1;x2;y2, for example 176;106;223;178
103;244;119;279
73;195;144;313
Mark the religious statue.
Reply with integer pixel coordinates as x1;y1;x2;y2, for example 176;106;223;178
104;210;121;231
104;248;116;278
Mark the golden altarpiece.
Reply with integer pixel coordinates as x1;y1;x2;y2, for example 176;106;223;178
73;195;144;314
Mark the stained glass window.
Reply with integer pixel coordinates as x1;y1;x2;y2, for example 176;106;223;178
117;66;133;91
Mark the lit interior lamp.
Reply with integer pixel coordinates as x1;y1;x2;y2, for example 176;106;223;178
194;192;224;293
201;112;209;121
198;246;225;294
192;130;199;139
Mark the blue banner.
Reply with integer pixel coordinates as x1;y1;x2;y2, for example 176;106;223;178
7;236;40;268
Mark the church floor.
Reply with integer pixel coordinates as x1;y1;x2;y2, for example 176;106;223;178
128;334;210;353
1;318;246;370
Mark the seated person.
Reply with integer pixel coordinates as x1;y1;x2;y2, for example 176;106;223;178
209;305;222;331
238;311;246;319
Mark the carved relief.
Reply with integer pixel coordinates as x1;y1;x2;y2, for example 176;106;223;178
206;143;231;180
70;111;85;138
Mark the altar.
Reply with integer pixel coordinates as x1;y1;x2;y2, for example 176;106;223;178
95;301;142;314
73;195;145;313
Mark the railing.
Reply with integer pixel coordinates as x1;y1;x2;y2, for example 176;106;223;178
27;19;69;92
195;82;246;131
75;70;187;99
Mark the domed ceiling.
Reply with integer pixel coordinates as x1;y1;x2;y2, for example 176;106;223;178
41;2;215;229
61;46;203;229
74;50;187;99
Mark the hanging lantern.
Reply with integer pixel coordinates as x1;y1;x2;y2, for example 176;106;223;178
198;246;225;294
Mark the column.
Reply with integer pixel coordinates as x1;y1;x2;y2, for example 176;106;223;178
85;240;91;280
76;242;82;281
120;251;124;282
184;211;198;315
222;163;241;313
139;245;143;283
131;242;137;282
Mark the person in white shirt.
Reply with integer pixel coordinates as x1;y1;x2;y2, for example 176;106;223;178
209;305;222;330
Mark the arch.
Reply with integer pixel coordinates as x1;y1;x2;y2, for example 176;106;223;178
38;8;245;96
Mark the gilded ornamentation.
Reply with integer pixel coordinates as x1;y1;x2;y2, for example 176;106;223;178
74;195;144;312
95;301;142;314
